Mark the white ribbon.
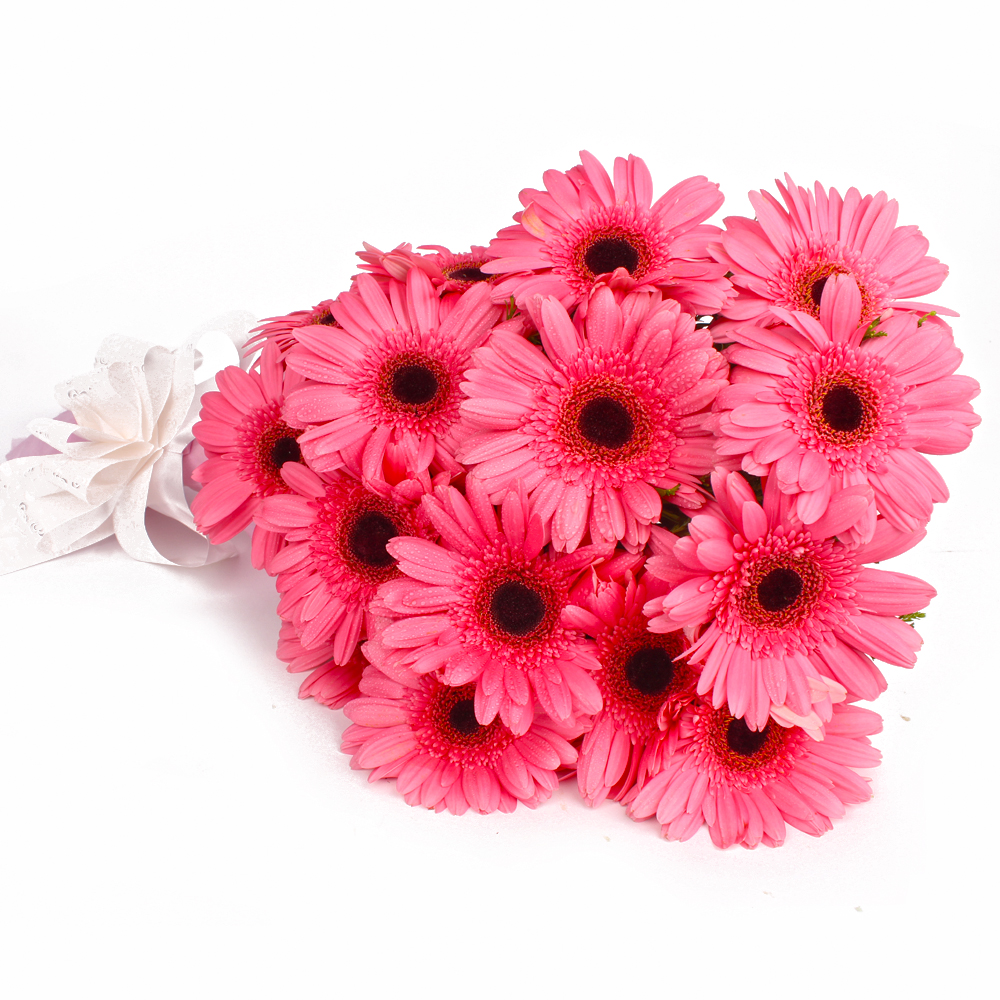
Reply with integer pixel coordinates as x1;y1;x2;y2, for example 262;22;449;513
0;312;257;575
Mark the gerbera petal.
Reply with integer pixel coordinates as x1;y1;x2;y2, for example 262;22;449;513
853;568;935;616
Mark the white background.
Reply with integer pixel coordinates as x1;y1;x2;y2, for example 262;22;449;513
1;2;998;997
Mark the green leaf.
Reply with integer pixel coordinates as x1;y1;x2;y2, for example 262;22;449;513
657;501;691;537
861;318;887;342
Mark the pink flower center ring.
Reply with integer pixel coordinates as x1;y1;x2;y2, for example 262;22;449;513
440;263;492;284
731;540;829;635
346;511;399;569
556;375;652;466
250;417;305;490
789;258;879;320
313;493;409;586
711;712;788;773
572;226;652;281
377;351;451;415
420;682;513;761
806;370;881;446
602;631;690;721
477;572;560;644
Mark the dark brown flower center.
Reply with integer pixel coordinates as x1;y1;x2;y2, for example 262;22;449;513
448;698;481;735
726;717;770;757
348;512;398;568
391;364;439;405
578;397;635;449
447;266;491;282
756;567;803;612
270;435;302;468
810;276;830;308
490;581;546;636
252;419;307;491
584;237;641;277
624;645;675;696
822;385;865;432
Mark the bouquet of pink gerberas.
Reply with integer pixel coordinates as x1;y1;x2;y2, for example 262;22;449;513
190;151;980;849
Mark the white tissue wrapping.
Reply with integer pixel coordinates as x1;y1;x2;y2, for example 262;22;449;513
0;312;257;575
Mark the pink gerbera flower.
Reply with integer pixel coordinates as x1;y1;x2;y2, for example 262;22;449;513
709;174;953;339
354;241;428;282
276;620;364;708
341;642;579;815
416;245;501;293
627;699;882;848
254;462;432;661
458;287;728;552
282;268;502;480
565;571;697;806
714;275;980;541
242;299;339;361
191;343;308;569
357;242;499;295
644;470;935;729
356;243;525;331
481;150;731;315
372;479;604;736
